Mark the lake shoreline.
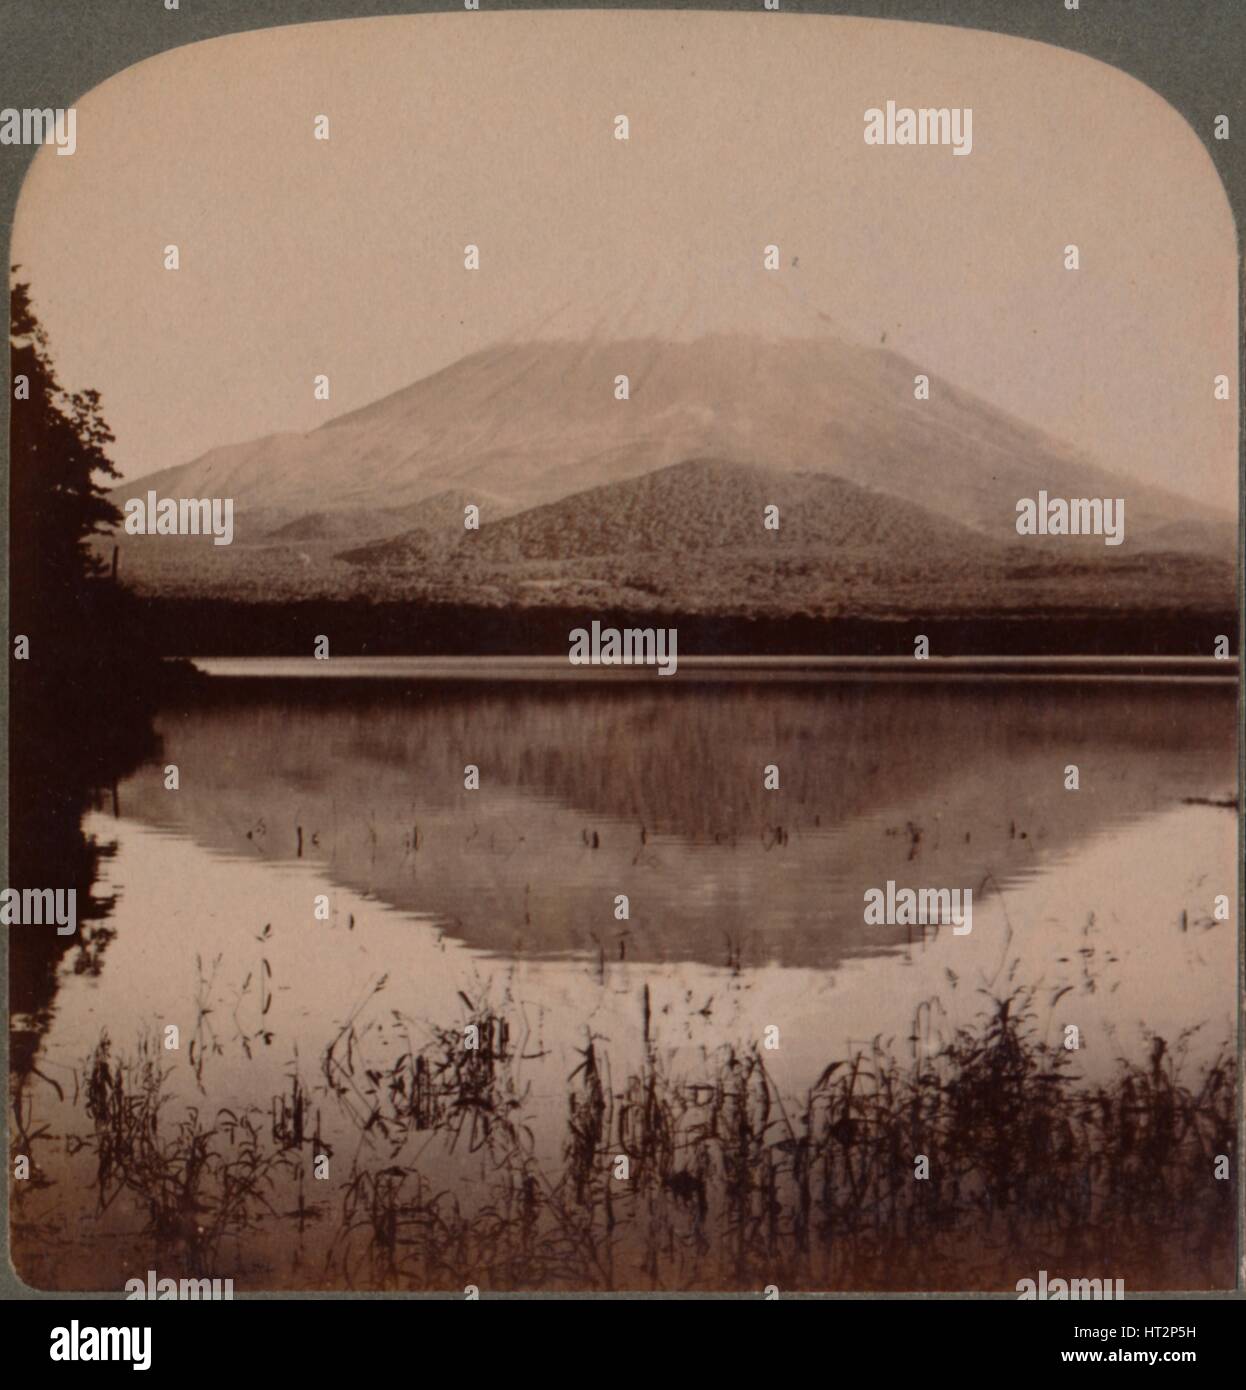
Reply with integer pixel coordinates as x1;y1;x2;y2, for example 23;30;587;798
186;653;1239;684
127;595;1240;662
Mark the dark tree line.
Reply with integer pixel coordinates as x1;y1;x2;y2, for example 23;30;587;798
8;272;164;1076
10;275;122;632
7;269;170;751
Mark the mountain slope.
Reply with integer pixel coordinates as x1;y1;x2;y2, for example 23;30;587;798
332;457;1232;621
344;458;1000;566
114;333;1234;563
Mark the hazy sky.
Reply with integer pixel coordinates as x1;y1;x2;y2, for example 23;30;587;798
11;11;1238;510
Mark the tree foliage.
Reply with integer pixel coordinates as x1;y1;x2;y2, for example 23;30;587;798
10;270;121;629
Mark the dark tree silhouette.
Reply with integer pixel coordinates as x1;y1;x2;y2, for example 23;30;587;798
10;272;122;632
8;273;163;1084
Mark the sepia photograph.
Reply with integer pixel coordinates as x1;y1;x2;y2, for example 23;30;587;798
2;0;1242;1359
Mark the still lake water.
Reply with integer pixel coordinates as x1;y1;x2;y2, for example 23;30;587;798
12;665;1239;1289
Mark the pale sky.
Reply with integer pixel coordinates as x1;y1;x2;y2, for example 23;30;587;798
11;11;1238;510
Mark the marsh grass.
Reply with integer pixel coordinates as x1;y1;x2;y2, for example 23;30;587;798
75;1031;302;1274
60;985;1234;1292
317;982;1236;1290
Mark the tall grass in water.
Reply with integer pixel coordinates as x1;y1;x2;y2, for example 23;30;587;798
75;1032;303;1274
67;988;1233;1292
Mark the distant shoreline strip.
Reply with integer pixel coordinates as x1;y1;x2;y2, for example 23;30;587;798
187;656;1237;684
